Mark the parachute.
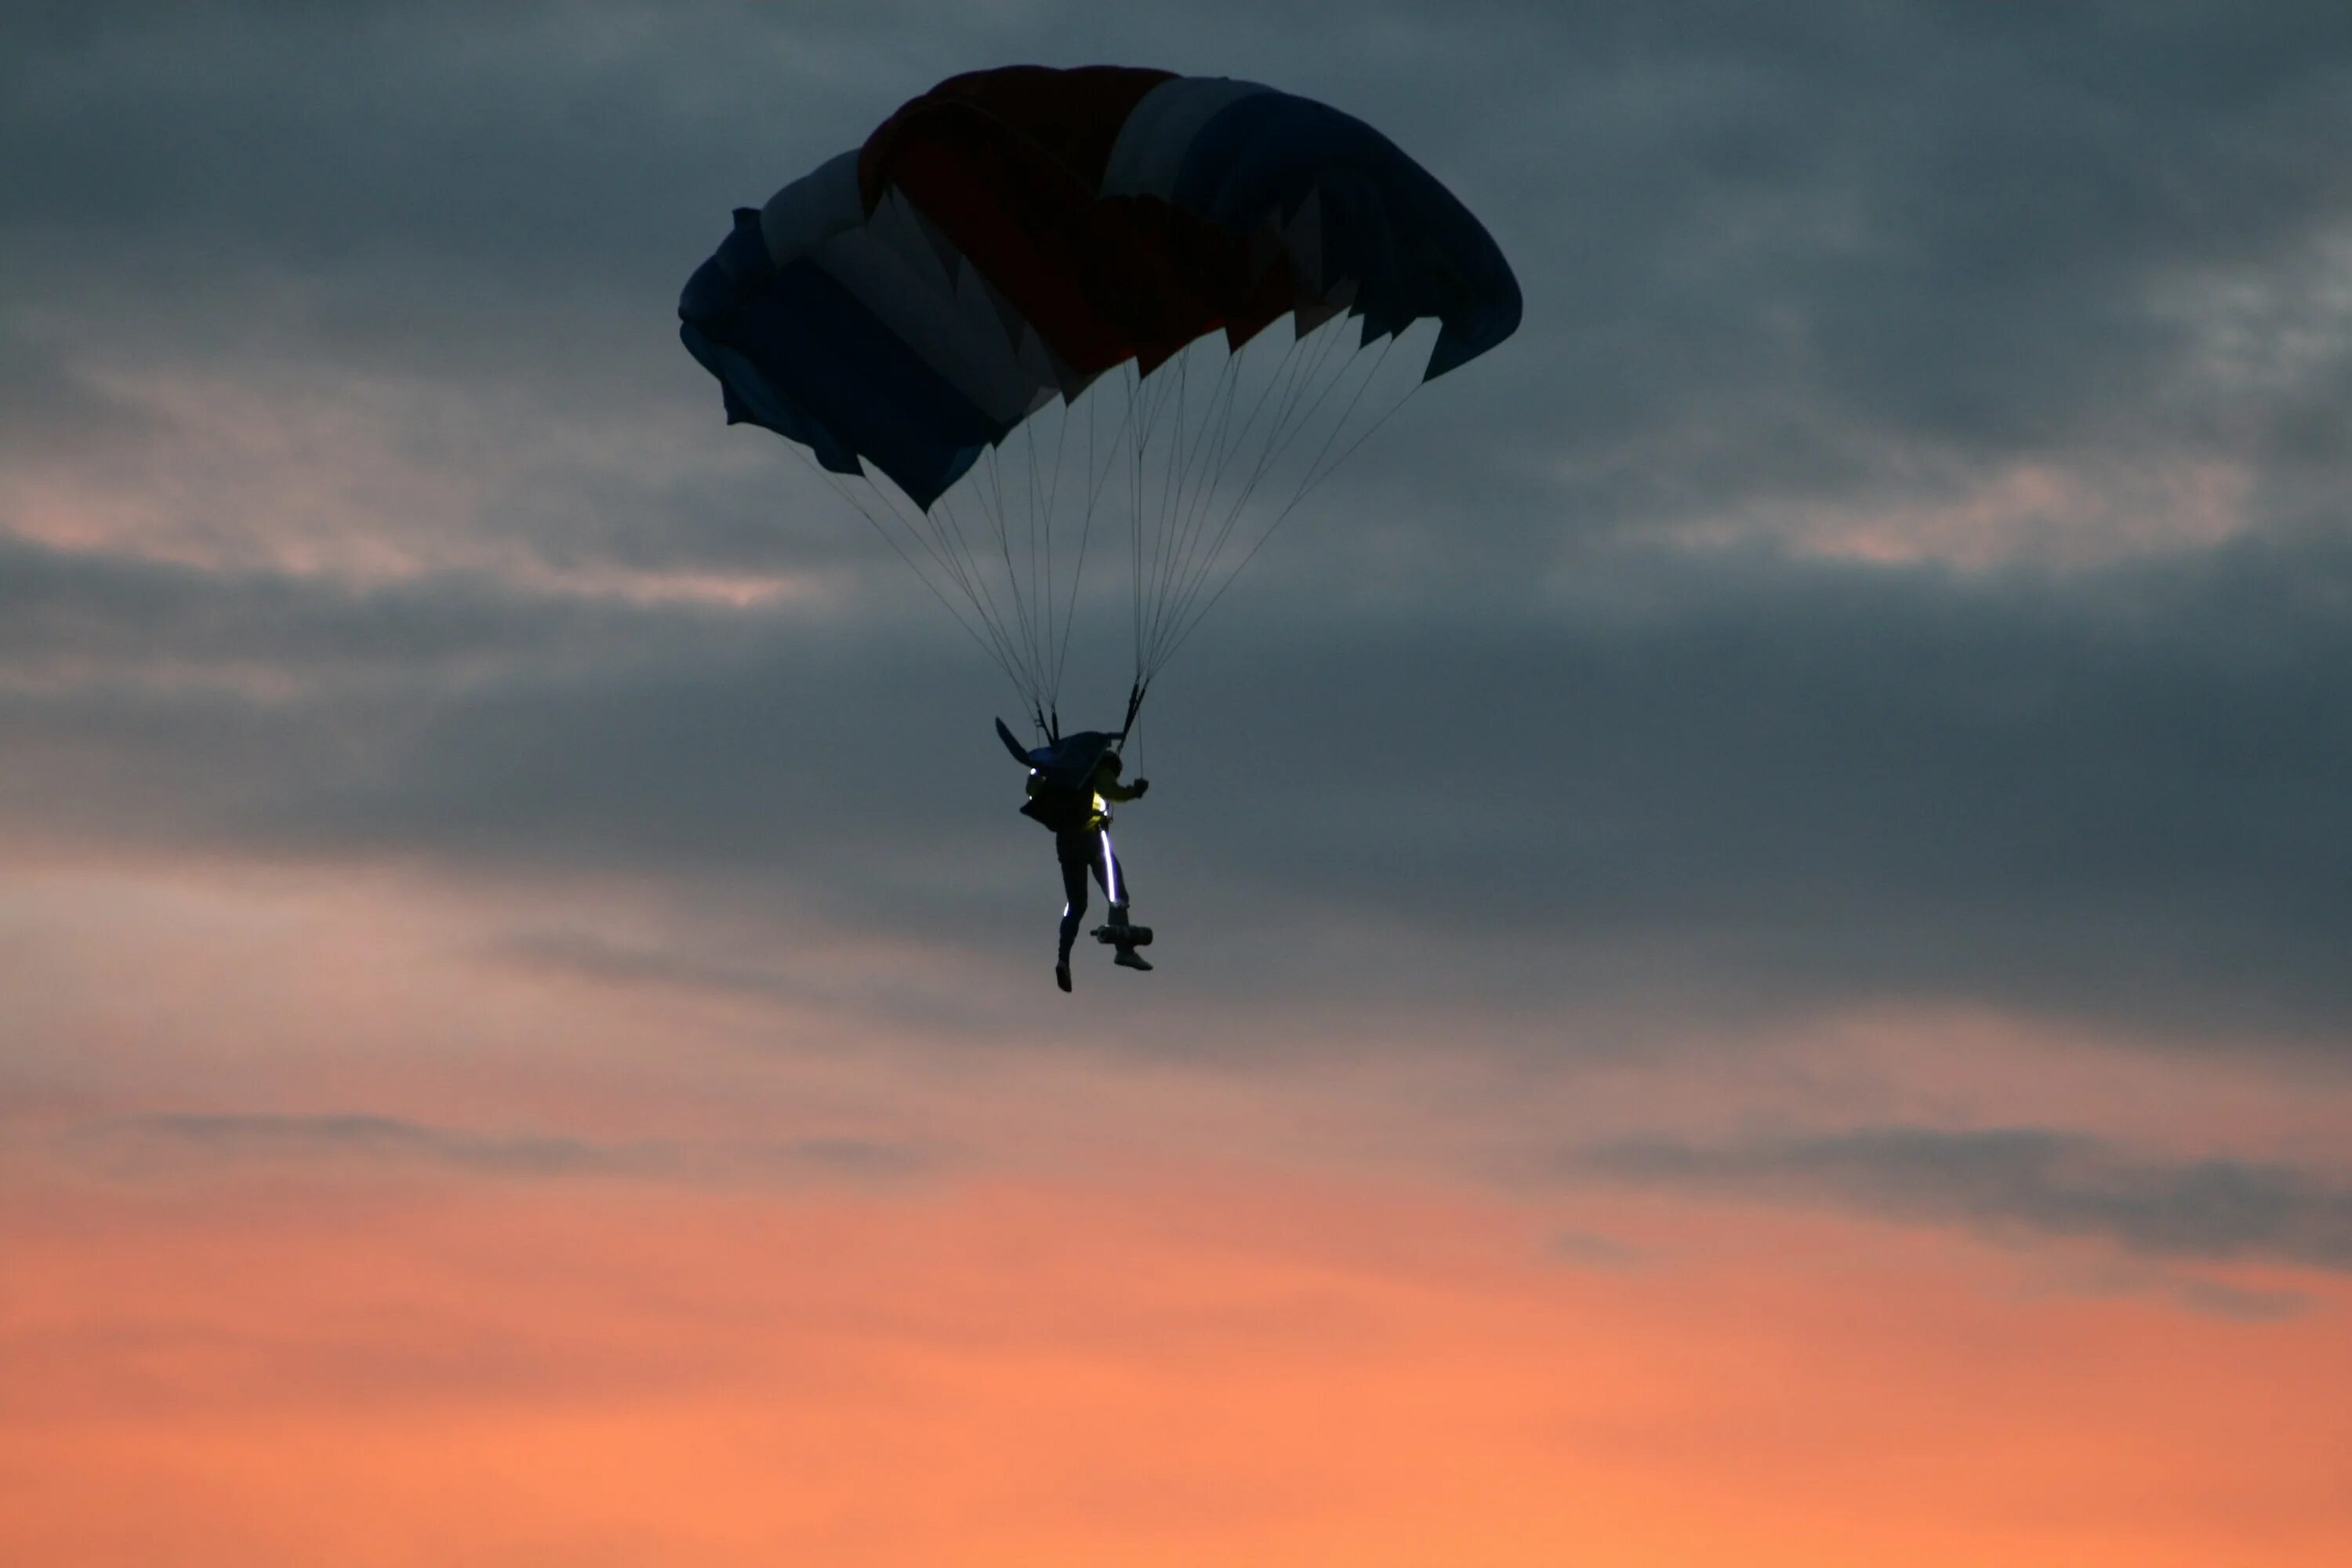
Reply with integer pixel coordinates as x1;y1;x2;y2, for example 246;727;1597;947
680;65;1520;736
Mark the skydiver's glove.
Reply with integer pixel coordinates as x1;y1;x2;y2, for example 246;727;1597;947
1132;778;1150;796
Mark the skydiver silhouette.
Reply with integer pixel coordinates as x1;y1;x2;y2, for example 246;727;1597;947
997;721;1152;993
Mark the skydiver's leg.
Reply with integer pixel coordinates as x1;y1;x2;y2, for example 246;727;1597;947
1058;854;1089;965
1094;833;1152;971
1093;830;1129;918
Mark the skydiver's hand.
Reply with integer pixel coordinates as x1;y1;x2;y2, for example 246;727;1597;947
1133;778;1150;795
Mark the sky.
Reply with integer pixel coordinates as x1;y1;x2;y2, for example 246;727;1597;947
5;2;2351;1563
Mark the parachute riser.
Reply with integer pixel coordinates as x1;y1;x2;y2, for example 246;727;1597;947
1117;678;1148;745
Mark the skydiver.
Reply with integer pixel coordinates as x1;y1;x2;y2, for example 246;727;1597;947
998;722;1152;993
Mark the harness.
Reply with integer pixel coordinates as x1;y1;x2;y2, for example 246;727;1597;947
1008;678;1146;836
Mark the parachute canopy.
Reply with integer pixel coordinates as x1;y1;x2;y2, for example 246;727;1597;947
681;65;1519;720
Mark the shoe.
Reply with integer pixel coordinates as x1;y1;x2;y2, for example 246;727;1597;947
1113;948;1152;971
1055;960;1072;993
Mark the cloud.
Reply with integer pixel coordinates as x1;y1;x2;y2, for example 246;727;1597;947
74;1112;665;1178
7;514;2346;1044
0;325;154;456
0;532;692;687
66;1112;940;1187
1549;1229;1646;1270
1584;1124;2352;1274
12;2;2352;575
2056;1264;2313;1324
486;923;1043;1040
6;3;2351;1048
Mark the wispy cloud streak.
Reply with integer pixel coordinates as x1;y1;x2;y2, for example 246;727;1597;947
1586;1125;2352;1272
65;1112;939;1188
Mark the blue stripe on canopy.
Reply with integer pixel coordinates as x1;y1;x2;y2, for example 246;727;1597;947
677;209;1004;507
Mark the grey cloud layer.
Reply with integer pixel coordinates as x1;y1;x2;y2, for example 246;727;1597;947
6;3;2351;1047
11;3;2352;564
5;522;2344;1043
